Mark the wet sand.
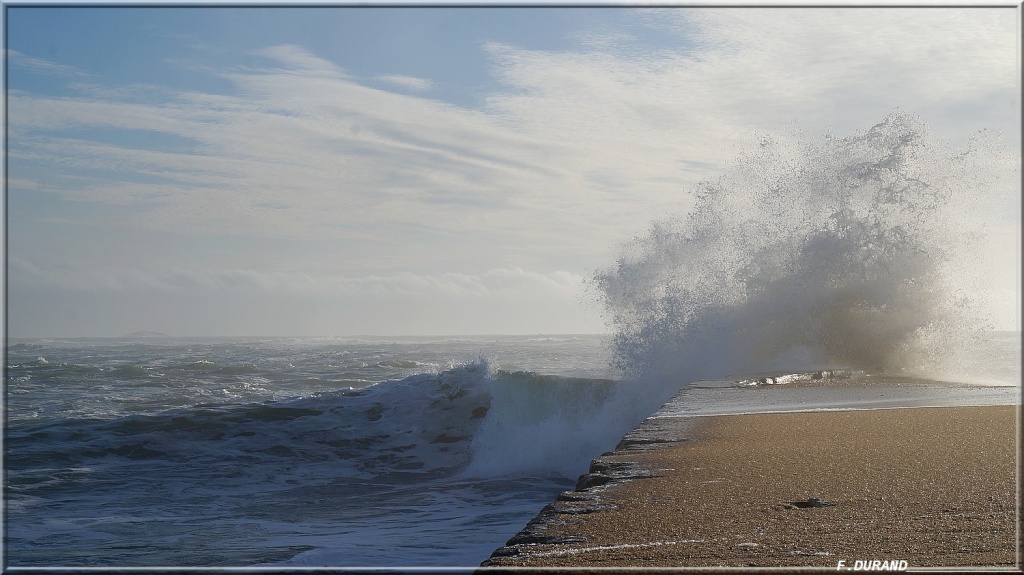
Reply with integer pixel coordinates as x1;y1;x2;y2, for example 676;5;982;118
482;404;1019;569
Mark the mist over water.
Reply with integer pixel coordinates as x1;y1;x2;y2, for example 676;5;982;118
594;112;1011;385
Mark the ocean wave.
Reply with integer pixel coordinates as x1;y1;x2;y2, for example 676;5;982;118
6;361;655;485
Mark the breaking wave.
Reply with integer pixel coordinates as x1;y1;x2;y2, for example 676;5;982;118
7;360;661;485
593;112;1010;385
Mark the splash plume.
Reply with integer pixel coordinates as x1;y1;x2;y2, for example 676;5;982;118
593;112;1001;384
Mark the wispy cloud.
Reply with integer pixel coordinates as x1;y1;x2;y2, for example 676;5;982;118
9;45;613;272
6;49;87;77
9;257;585;299
251;43;346;76
376;74;434;92
8;10;1018;274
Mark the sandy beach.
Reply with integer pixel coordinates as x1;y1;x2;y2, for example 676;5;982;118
483;404;1019;569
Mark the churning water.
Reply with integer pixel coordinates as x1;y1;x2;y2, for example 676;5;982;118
6;336;654;567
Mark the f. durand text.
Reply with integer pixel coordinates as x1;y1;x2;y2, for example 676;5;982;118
836;559;909;571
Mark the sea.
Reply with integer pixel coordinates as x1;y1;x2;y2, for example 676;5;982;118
4;332;1019;568
5;335;644;567
5;111;1020;568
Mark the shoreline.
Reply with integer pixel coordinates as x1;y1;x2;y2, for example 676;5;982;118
482;402;1019;569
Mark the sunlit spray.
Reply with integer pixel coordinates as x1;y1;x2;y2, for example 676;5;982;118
592;112;1013;386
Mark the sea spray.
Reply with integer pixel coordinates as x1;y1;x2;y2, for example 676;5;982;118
592;112;1009;385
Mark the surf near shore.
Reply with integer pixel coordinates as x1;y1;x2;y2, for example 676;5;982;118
483;382;1018;569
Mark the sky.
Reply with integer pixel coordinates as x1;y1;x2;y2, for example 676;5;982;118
4;6;1021;337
